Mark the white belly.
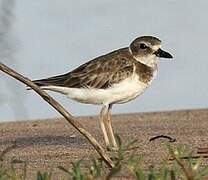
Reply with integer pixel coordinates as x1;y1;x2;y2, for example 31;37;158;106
42;73;156;105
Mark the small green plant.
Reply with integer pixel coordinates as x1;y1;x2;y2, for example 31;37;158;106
58;160;85;180
58;135;208;180
0;164;8;180
166;144;208;180
0;136;208;179
36;171;52;180
0;161;27;180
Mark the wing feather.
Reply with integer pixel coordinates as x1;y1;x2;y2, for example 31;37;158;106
33;48;134;89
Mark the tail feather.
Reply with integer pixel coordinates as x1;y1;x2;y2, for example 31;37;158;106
32;79;55;86
31;72;71;87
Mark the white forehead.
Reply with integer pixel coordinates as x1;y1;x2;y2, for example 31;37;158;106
152;44;162;51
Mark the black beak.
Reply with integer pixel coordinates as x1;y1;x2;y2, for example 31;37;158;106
154;48;173;59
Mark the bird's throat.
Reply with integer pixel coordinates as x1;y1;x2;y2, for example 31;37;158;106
134;55;158;68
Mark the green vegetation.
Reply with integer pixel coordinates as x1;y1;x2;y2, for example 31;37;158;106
0;136;208;179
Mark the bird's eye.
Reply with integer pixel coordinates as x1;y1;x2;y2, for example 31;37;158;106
140;43;147;49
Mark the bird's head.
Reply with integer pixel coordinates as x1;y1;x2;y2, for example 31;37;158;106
129;36;173;67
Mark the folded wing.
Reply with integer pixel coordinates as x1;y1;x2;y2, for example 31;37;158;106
33;48;134;89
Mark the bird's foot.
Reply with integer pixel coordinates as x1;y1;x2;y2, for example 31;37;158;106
106;145;119;152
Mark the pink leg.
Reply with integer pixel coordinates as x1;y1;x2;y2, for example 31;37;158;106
106;104;118;150
99;105;110;147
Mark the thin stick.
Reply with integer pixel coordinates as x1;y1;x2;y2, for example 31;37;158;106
149;135;176;142
0;62;114;168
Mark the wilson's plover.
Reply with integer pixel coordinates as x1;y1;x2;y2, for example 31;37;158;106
33;36;173;150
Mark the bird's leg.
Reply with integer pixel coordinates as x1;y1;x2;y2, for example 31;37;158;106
99;105;110;148
106;104;118;150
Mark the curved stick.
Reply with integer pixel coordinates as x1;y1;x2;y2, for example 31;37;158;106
149;135;176;142
0;62;114;168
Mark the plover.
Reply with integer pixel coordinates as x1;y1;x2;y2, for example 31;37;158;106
33;36;173;150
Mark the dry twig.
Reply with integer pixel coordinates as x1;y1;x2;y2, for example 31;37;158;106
0;62;114;168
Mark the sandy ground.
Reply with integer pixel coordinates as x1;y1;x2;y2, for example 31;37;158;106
0;109;208;179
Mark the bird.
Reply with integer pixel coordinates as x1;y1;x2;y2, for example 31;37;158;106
32;36;173;150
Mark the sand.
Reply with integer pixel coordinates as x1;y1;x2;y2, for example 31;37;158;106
0;108;208;179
